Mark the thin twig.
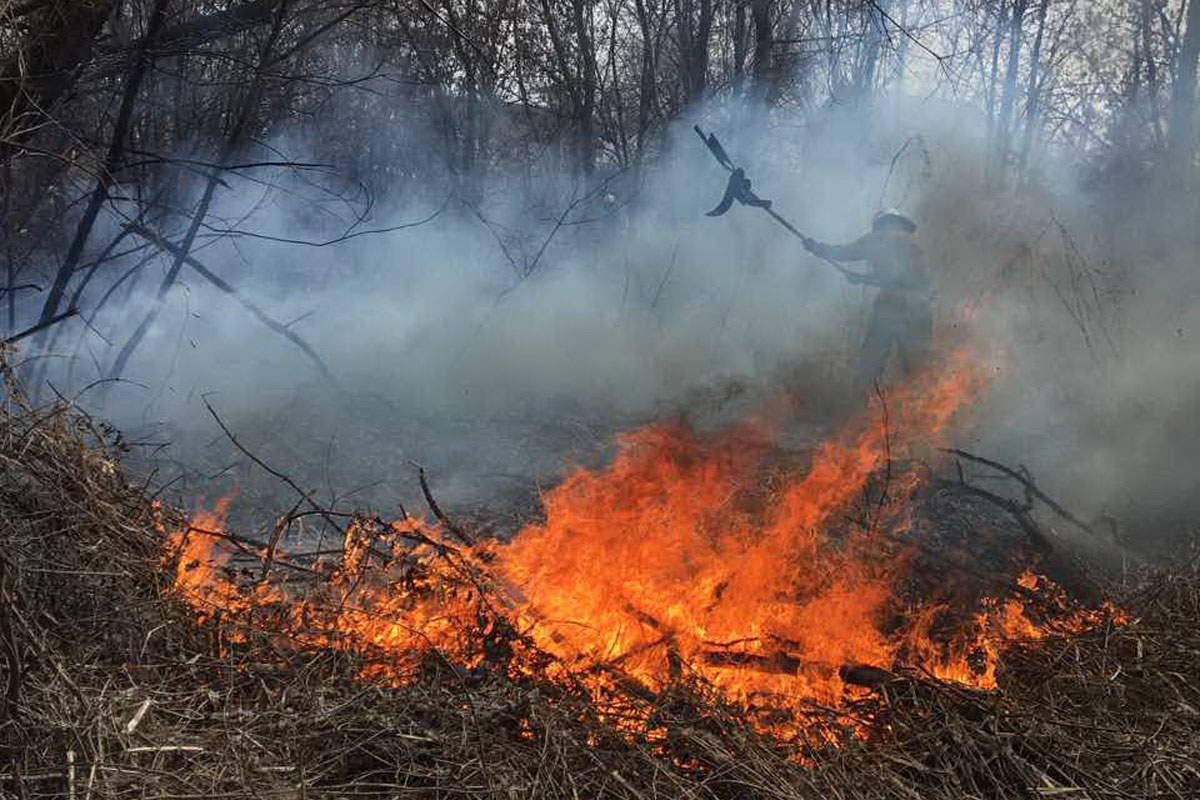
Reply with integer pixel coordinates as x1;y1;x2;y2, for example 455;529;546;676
201;396;344;538
416;466;474;547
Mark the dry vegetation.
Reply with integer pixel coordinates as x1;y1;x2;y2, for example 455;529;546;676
1;355;1197;800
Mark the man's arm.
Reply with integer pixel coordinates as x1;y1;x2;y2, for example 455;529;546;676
802;234;878;286
802;234;871;263
802;234;930;292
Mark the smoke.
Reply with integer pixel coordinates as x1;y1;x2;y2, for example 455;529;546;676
39;92;1200;549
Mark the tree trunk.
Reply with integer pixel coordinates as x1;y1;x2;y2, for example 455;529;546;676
985;2;1011;156
571;0;599;175
439;0;482;200
1167;0;1200;183
894;0;911;86
1018;0;1051;174
1141;0;1164;148
537;0;583;170
749;0;773;105
732;0;749;98
633;0;658;156
770;0;802;101
678;0;714;105
34;0;171;330
996;0;1029;177
856;0;884;101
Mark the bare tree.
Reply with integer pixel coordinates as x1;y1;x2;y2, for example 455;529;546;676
1167;0;1200;183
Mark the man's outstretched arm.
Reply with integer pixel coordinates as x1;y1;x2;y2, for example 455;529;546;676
802;234;878;286
802;234;870;263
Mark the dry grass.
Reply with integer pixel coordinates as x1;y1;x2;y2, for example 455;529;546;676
1;355;1197;800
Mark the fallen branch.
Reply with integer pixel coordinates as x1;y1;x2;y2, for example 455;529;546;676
944;448;1096;538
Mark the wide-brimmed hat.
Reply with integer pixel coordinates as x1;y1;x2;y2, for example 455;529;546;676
872;208;917;233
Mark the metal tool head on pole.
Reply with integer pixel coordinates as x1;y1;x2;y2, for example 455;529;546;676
694;125;856;280
694;126;774;217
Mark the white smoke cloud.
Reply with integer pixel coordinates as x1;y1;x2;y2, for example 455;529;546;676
39;93;1200;549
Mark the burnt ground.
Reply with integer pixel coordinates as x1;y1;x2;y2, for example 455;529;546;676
115;361;841;538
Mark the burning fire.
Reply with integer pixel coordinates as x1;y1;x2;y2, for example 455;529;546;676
164;346;1116;742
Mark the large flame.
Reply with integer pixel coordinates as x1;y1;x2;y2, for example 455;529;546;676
496;349;980;704
164;346;1114;742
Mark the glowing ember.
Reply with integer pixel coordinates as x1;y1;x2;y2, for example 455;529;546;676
163;346;1118;742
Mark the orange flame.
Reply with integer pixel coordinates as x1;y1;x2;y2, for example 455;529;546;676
164;346;1118;743
494;349;985;717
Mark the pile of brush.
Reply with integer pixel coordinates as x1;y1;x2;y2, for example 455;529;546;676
1;355;1197;800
